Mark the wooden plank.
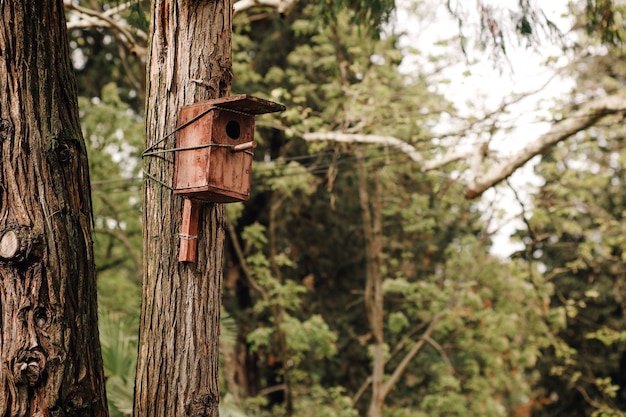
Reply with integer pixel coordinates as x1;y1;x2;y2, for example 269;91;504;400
179;198;200;263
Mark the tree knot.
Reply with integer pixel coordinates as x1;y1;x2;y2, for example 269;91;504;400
187;392;219;417
14;348;47;387
0;226;39;264
0;118;14;142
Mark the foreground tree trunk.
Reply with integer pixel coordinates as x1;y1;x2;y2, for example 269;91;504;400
0;1;108;416
134;1;233;416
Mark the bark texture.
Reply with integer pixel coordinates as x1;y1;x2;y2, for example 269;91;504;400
135;1;233;416
0;1;108;416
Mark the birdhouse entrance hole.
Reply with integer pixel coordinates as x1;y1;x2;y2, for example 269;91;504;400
226;120;241;140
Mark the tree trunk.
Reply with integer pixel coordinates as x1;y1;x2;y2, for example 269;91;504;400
357;155;385;417
134;1;233;416
268;196;294;414
0;1;108;416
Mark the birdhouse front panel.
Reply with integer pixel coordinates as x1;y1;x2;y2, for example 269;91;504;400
205;109;255;201
174;104;255;203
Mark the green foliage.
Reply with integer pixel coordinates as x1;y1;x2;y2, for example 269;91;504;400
515;36;626;413
282;314;337;365
518;144;626;415
127;1;149;32
241;220;336;361
584;0;625;45
316;0;395;35
382;235;550;416
291;386;359;417
99;312;138;417
79;82;143;316
247;326;275;353
225;4;557;415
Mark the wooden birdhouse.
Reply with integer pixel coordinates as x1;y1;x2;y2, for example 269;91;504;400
174;94;285;203
173;94;285;262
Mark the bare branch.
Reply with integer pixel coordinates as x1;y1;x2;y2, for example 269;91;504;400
304;93;626;201
302;131;479;172
465;94;626;199
224;215;269;299
64;0;147;56
94;227;142;280
574;385;608;410
303;132;425;163
380;313;443;399
352;375;373;405
422;334;454;373
424;147;473;171
234;0;297;15
64;0;297;60
257;383;287;397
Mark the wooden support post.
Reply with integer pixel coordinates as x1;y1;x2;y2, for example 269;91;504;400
179;198;200;263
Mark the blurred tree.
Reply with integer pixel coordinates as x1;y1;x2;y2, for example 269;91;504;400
79;83;143;417
64;0;624;63
514;15;626;415
65;0;148;108
221;4;554;417
515;125;626;416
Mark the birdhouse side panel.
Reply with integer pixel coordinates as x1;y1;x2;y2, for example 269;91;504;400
173;107;215;193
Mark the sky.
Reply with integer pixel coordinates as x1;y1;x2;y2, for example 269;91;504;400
394;0;576;257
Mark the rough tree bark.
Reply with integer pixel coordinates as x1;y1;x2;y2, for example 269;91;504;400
134;1;233;416
0;1;108;416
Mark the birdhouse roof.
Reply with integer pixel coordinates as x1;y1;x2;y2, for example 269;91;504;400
184;94;286;115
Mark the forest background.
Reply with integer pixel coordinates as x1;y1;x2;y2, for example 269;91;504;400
65;0;626;416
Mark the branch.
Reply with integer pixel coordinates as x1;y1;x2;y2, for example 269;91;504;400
303;93;626;200
380;313;443;399
352;375;372;405
257;383;287;397
234;0;297;15
94;227;141;281
352;315;449;405
302;131;477;171
64;0;297;60
303;132;425;163
465;94;626;199
574;385;608;410
224;215;269;299
422;334;454;372
64;0;147;56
